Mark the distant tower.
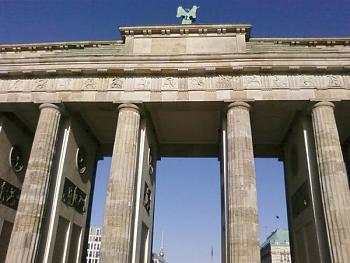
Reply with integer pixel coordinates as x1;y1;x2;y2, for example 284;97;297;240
159;232;165;258
152;232;166;263
210;246;214;263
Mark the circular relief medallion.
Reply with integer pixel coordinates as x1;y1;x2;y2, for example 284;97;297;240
9;146;24;173
76;147;87;175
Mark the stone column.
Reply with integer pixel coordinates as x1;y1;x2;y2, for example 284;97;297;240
226;102;260;263
101;104;141;263
5;103;61;263
311;102;350;263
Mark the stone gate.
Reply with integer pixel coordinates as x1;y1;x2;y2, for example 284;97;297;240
0;24;349;263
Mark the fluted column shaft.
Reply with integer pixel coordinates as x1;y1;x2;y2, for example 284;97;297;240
5;103;61;263
226;102;259;263
311;102;350;263
101;104;141;263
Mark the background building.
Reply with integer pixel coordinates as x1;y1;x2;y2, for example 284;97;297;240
152;249;166;263
260;229;291;263
86;227;102;263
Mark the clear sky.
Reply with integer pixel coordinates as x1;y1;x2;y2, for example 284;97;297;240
1;1;349;262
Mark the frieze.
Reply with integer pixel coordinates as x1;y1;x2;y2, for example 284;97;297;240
300;75;317;88
326;75;343;87
61;178;87;214
134;78;151;90
56;78;73;91
8;79;25;92
189;77;205;90
216;75;234;90
34;78;49;90
270;75;289;89
243;75;262;89
83;78;98;90
0;74;349;93
0;178;21;210
161;77;178;90
110;77;124;90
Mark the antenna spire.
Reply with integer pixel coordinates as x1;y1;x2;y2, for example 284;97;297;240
159;231;165;257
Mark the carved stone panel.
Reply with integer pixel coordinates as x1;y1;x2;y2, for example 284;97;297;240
8;79;25;92
83;78;98;90
33;78;49;91
161;77;178;90
0;178;21;210
143;182;152;214
189;77;205;90
76;147;87;175
109;77;124;90
299;75;317;88
216;75;234;90
243;75;262;89
62;178;87;214
270;75;289;89
9;146;25;173
326;75;343;88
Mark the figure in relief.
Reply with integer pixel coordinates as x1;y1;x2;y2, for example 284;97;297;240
327;75;342;87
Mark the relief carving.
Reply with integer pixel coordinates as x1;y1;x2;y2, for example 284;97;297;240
110;77;124;89
189;77;205;89
62;178;87;214
271;75;288;89
83;78;98;90
216;75;233;89
161;77;177;89
326;75;342;87
35;79;48;90
0;178;21;210
244;75;262;89
9;146;25;173
300;75;316;87
143;182;152;214
8;80;25;91
76;147;87;175
149;149;154;176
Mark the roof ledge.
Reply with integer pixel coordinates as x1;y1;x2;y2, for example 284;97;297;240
119;24;252;39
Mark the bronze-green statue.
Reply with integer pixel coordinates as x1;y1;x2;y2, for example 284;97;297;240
176;5;200;24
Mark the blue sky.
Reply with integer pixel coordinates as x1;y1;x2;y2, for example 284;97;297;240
1;1;349;262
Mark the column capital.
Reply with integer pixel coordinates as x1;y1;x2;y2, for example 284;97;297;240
117;103;140;113
39;103;62;112
312;101;335;110
227;101;251;111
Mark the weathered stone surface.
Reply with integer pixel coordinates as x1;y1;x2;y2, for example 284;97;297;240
226;101;260;263
311;102;350;263
5;103;61;263
101;103;141;263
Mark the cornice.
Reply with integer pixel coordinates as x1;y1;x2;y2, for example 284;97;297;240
0;57;349;77
250;37;350;47
119;24;252;38
0;40;123;53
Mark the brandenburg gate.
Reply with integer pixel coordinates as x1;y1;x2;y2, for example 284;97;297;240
0;24;349;263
